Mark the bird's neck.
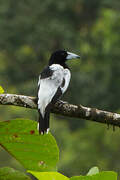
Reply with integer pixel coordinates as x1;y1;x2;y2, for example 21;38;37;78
49;62;69;69
61;62;69;69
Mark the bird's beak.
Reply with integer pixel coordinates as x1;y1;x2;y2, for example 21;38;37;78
66;52;80;60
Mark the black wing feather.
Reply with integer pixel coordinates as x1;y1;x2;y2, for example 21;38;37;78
40;66;53;79
51;87;62;104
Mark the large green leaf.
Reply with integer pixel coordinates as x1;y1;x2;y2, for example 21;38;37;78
70;176;86;180
70;171;117;180
0;167;31;180
28;171;69;180
0;119;59;172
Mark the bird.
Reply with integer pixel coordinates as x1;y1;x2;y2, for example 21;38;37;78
37;50;80;134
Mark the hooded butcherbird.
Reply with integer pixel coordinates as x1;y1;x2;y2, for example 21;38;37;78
37;50;80;134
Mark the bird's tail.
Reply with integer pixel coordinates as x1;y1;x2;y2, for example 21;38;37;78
38;110;50;134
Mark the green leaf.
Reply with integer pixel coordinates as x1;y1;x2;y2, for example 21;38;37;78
87;167;99;176
0;167;31;180
0;86;4;94
70;171;117;180
0;118;59;172
70;176;86;180
28;171;69;180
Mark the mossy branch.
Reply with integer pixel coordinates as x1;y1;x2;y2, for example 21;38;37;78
0;93;120;128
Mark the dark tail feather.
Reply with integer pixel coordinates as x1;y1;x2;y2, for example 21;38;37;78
38;110;50;134
38;112;45;134
44;111;50;133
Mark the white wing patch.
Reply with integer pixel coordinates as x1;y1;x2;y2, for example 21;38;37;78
61;68;71;94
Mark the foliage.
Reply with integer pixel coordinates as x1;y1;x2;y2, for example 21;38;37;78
0;119;117;179
28;170;117;180
0;119;59;172
0;0;120;177
70;171;117;180
0;167;31;180
0;86;4;94
87;167;99;176
28;171;69;180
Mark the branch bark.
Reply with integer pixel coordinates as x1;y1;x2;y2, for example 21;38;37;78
0;93;120;128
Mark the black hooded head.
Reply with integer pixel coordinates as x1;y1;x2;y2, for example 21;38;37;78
49;50;80;68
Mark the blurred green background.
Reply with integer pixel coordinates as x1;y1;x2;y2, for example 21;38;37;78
0;0;120;177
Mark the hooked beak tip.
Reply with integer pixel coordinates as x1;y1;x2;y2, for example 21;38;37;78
66;52;80;60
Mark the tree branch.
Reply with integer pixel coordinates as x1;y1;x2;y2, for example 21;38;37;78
0;93;120;128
